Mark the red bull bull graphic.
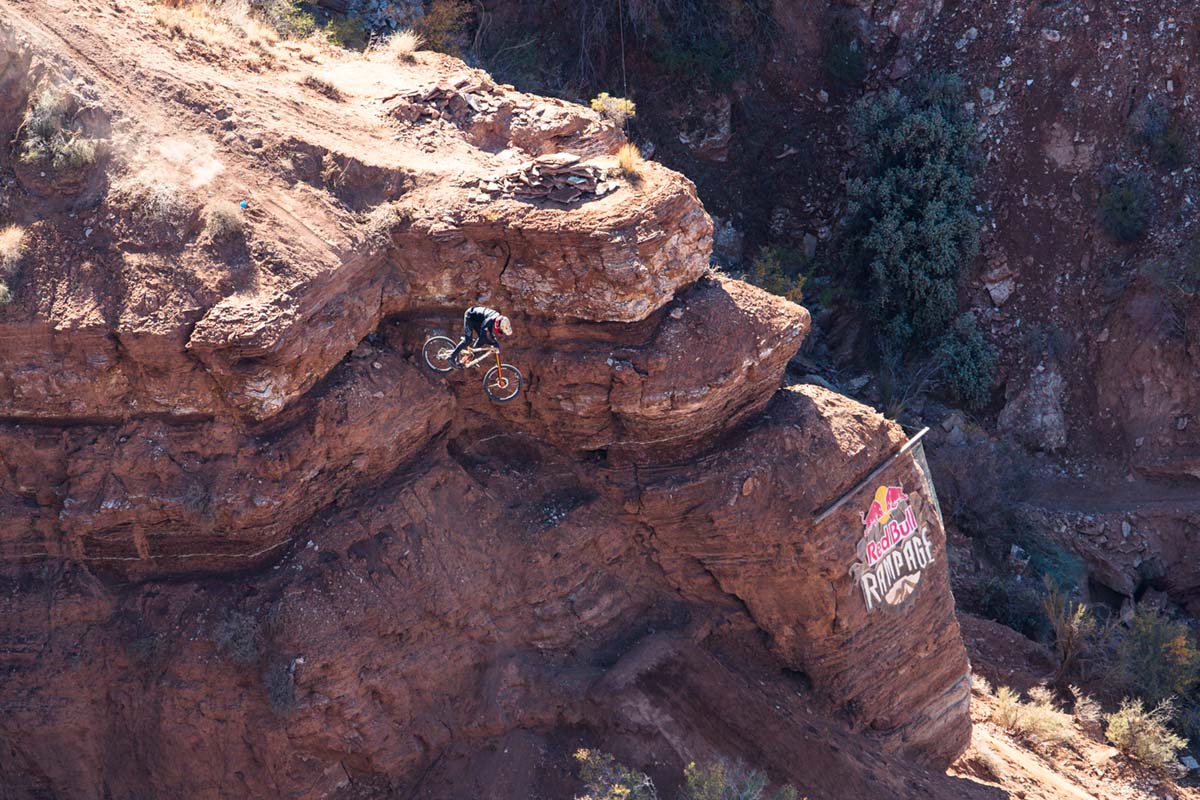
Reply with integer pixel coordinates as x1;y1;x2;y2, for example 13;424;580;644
849;484;935;612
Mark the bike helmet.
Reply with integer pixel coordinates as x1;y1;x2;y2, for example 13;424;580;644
497;315;513;336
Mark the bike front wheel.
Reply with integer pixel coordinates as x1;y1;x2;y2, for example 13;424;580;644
484;364;523;402
422;336;458;373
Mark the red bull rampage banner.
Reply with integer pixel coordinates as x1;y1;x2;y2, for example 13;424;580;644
849;485;935;611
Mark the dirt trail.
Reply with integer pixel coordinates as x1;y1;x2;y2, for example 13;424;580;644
1022;469;1200;516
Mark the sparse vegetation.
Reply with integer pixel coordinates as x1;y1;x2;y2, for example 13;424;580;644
1068;685;1104;738
844;74;979;359
204;200;245;241
363;202;408;244
680;760;798;800
1132;96;1188;171
124;178;192;231
1043;583;1098;684
262;658;295;713
745;245;806;304
0;224;28;305
249;0;317;38
974;576;1051;642
937;313;996;411
972;674;994;697
323;15;367;49
1099;168;1153;243
213;610;263;665
574;749;658;800
590;92;637;127
412;0;472;56
18;86;100;171
616;143;645;180
1106;605;1200;706
376;28;423;61
0;225;28;274
154;0;281;47
303;73;343;101
993;685;1075;747
1105;698;1187;773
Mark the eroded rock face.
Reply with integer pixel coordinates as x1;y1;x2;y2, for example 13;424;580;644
998;366;1067;453
630;386;970;763
0;11;969;798
1095;288;1200;479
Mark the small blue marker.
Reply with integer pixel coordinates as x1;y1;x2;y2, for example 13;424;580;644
239;200;249;210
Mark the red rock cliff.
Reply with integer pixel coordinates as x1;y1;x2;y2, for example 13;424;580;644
0;5;969;797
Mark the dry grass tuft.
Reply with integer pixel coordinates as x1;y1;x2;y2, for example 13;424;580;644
994;686;1076;747
971;674;994;697
376;29;423;61
204;200;245;240
362;202;409;245
303;73;343;101
116;176;194;237
0;225;28;274
19;86;99;170
616;143;645;181
154;0;280;48
0;225;27;305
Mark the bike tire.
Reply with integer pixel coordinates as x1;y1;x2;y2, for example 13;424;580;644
484;364;523;402
422;336;458;373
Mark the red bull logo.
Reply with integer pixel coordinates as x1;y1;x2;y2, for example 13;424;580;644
849;484;935;612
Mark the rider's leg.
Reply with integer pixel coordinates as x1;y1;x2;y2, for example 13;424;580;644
449;312;477;368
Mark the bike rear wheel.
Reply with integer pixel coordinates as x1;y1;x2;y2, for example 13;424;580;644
484;364;523;402
422;336;458;373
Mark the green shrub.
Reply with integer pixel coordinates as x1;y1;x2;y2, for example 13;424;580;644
413;0;472;55
1106;698;1187;772
324;15;368;49
745;245;806;304
590;92;637;127
1145;237;1200;298
1108;605;1200;705
1099;168;1153;243
681;760;797;800
937;313;995;411
574;749;658;800
250;0;317;38
845;74;979;356
1132;96;1188;171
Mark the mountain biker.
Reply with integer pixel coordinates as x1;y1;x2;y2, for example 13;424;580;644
450;305;512;368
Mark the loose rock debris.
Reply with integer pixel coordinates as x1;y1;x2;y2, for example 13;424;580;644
477;152;617;205
387;74;500;123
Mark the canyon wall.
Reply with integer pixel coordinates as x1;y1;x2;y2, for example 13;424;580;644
0;8;970;797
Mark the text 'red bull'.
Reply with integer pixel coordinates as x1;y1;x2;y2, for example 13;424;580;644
864;504;919;566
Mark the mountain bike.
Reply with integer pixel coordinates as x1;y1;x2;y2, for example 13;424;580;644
422;336;523;402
